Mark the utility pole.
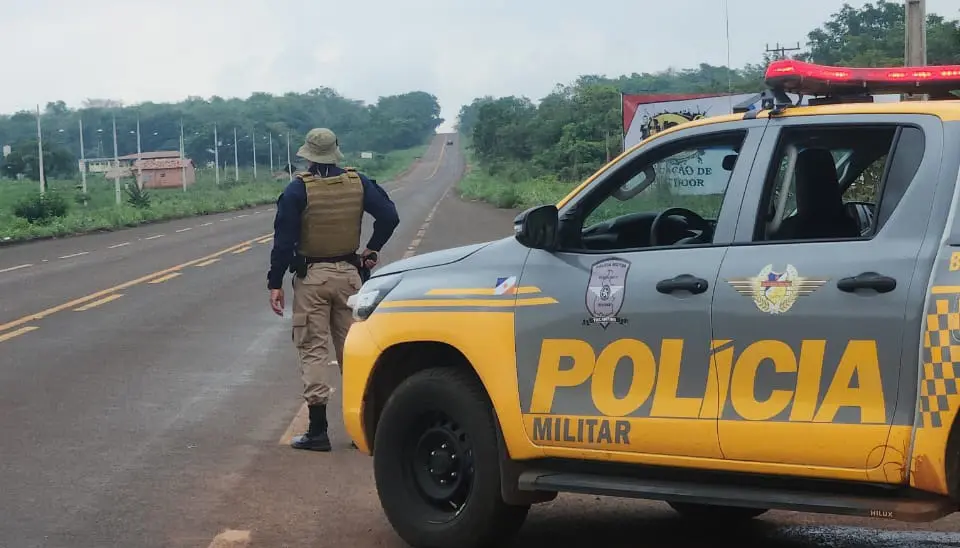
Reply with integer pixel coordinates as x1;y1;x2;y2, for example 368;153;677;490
251;128;257;180
268;133;274;174
905;0;927;101
35;105;45;194
765;42;801;60
112;113;120;205
78;118;87;198
233;127;239;182
213;123;220;185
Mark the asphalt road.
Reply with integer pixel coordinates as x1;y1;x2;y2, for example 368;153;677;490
1;133;960;548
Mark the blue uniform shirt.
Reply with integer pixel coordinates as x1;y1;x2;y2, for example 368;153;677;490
267;165;399;290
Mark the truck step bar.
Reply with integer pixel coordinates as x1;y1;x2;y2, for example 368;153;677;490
518;470;957;522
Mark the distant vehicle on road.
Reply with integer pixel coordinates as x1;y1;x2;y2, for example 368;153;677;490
342;60;960;548
446;139;454;145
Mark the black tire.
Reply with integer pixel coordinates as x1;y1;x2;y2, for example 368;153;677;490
373;367;530;548
668;501;768;521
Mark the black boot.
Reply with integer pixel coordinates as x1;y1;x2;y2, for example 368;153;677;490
291;404;332;452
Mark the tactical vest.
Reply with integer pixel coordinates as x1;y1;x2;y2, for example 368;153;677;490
296;168;364;258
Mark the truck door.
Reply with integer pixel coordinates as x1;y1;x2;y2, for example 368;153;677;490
512;121;765;460
713;115;941;474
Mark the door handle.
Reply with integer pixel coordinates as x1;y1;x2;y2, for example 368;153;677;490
836;272;897;294
656;274;709;295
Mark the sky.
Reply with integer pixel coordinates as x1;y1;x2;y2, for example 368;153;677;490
0;0;957;132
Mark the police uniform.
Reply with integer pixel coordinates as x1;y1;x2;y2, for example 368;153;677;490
267;128;399;451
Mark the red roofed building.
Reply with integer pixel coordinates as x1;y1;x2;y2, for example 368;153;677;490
114;151;197;189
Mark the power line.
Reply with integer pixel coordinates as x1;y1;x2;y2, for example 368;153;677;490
765;42;801;60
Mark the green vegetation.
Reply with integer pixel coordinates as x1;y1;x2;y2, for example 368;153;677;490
455;1;960;209
1;87;443;182
0;145;426;243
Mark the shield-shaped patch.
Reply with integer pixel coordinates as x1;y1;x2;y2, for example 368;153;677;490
585;258;630;328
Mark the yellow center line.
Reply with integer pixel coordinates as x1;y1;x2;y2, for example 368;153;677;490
279;402;309;445
73;294;123;312
232;246;252;254
206;529;251;548
426;140;446;180
0;233;271;335
255;236;273;244
0;326;39;343
148;272;182;284
195;258;221;267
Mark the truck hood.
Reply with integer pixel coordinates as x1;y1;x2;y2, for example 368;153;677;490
373;241;493;277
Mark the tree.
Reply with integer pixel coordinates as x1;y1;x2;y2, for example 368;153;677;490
1;139;76;180
461;2;959;185
0;87;443;173
802;1;960;66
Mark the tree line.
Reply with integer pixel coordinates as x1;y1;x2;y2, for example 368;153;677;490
458;0;960;184
1;88;444;180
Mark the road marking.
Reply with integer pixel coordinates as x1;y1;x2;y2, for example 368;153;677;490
232;246;251;254
108;242;130;249
148;272;181;284
0;264;32;274
279;402;310;445
175;227;192;233
200;222;213;227
195;258;220;267
254;236;273;244
220;218;231;222
73;294;123;311
426;139;447;181
0;234;270;335
58;251;89;259
267;207;275;211
144;234;164;240
0;326;39;343
402;185;451;259
236;214;249;218
206;529;251;548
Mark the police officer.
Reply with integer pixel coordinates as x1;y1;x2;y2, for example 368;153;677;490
267;127;399;452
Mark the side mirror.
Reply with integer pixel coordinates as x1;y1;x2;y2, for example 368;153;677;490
514;205;559;251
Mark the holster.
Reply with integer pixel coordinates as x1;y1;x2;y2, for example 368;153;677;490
290;254;308;279
295;252;376;283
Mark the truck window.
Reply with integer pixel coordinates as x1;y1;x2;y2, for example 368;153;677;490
754;125;923;242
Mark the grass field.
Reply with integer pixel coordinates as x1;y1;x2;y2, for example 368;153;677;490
0;144;428;243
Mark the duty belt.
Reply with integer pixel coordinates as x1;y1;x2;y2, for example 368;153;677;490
303;253;359;266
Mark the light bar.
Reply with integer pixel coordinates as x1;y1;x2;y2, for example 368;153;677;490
765;59;960;97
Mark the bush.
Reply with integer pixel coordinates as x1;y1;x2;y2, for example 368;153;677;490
13;191;70;223
124;183;152;209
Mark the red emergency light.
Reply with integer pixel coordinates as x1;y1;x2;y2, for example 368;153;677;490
764;59;960;98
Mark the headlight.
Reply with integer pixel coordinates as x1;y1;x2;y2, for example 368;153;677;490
347;274;402;321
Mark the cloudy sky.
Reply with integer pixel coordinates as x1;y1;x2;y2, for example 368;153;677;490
1;0;957;131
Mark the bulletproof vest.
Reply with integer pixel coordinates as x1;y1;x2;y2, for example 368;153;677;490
296;168;364;258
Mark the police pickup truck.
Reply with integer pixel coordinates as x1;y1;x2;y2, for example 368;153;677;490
342;60;960;548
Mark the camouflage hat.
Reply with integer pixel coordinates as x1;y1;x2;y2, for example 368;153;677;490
296;128;344;164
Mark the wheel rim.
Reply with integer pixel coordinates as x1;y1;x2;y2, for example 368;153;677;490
404;410;475;520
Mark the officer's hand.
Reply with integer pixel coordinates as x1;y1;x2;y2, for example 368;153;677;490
270;289;284;316
361;249;379;269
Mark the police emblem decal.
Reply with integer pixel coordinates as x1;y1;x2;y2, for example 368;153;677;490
584;258;630;328
727;264;827;315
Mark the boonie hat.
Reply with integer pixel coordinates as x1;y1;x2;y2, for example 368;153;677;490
296;128;344;164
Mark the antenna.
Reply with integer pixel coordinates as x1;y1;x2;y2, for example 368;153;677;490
724;0;733;110
765;42;801;60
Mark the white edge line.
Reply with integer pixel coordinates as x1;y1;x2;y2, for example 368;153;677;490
0;264;32;273
58;251;89;259
108;242;130;249
200;222;213;227
144;234;164;240
175;228;192;233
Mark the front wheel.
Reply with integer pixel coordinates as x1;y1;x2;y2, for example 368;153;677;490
373;367;529;548
668;501;768;521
